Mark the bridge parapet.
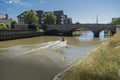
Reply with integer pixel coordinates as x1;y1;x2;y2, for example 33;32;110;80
46;24;117;37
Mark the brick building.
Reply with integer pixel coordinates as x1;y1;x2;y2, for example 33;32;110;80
53;10;64;24
17;10;72;25
17;11;27;23
36;10;44;25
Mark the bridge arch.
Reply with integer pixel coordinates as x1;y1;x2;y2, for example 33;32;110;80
67;27;100;37
46;24;117;37
69;27;94;36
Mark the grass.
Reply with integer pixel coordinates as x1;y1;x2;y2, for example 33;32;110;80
57;32;120;80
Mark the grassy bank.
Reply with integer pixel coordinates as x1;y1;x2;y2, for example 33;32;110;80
57;32;120;80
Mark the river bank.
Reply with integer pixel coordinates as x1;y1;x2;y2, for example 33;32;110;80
54;32;120;80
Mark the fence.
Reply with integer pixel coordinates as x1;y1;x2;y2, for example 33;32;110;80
0;30;43;41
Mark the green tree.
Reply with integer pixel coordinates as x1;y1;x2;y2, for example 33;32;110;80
111;18;120;25
24;10;39;27
11;20;17;28
74;22;80;25
0;23;7;29
43;12;56;25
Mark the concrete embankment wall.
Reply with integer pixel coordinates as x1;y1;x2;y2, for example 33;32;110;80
0;30;43;41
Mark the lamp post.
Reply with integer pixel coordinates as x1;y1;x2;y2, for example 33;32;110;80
96;15;98;24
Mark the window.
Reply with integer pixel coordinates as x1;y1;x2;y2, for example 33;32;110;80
21;15;24;18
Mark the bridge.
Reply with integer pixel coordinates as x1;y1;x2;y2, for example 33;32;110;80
45;24;117;37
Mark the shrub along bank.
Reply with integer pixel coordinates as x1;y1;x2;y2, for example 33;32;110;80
57;32;120;80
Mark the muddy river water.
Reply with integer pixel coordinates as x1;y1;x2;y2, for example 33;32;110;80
0;31;108;80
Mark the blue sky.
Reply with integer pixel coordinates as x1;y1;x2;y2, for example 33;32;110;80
0;0;120;23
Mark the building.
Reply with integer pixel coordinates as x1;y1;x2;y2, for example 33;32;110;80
17;10;73;25
67;18;72;24
0;14;12;28
17;10;44;25
64;15;69;24
112;17;120;21
36;10;45;25
0;14;8;19
53;10;65;24
17;10;38;23
53;10;72;24
17;11;27;23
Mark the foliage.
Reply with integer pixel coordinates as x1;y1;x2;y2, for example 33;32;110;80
58;32;120;80
43;12;56;25
24;10;39;27
11;20;17;28
111;18;120;25
42;24;48;30
0;23;7;29
18;22;24;24
108;32;120;47
74;22;80;25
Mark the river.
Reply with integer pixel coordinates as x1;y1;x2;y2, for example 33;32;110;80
0;31;108;80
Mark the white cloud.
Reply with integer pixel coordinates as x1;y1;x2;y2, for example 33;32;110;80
40;0;45;3
5;0;19;4
4;0;29;6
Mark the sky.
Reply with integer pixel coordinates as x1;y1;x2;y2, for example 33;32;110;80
0;0;120;23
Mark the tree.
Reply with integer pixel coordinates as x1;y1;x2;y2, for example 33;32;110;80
0;23;7;29
43;12;56;25
11;20;17;28
111;18;120;25
74;22;80;25
24;10;39;27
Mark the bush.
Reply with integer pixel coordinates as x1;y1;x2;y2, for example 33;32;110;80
11;20;17;28
0;23;7;29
